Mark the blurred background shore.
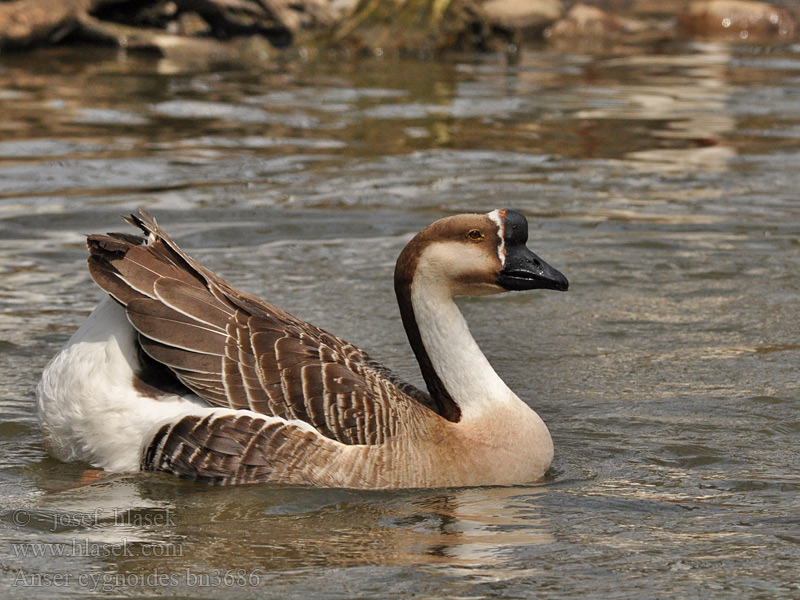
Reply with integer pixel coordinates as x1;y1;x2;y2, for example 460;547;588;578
1;0;798;59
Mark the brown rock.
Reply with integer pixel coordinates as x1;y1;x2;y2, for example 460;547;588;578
679;0;797;42
546;4;626;40
175;12;210;37
482;0;563;32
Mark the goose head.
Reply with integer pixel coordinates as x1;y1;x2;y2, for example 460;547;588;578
394;209;568;422
395;209;568;298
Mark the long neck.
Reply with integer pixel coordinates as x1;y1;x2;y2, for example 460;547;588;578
395;270;514;423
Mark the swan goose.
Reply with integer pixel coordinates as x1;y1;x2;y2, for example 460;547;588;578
36;209;568;488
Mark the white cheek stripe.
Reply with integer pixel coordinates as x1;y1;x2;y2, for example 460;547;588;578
487;209;506;266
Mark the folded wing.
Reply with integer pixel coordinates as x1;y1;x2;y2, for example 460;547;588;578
87;211;430;446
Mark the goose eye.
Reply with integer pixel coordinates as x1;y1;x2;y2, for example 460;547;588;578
467;229;484;241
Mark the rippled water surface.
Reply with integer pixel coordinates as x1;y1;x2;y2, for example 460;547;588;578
0;42;799;598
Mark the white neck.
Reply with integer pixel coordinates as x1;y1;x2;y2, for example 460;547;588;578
410;277;515;422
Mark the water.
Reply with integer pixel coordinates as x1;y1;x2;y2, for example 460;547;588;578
0;41;799;598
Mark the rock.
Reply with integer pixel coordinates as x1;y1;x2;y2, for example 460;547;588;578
174;12;210;37
329;0;360;21
322;0;493;55
482;0;563;33
546;4;626;40
544;3;665;46
678;0;797;42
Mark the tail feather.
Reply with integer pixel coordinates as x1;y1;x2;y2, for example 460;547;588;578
123;211;221;285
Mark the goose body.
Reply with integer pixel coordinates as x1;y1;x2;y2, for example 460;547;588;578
36;210;568;488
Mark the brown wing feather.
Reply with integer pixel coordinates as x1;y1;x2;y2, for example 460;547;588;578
142;412;340;485
87;211;432;446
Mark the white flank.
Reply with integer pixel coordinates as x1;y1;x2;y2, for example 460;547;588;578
36;297;214;471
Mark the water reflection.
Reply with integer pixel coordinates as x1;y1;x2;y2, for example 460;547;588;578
2;471;553;594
